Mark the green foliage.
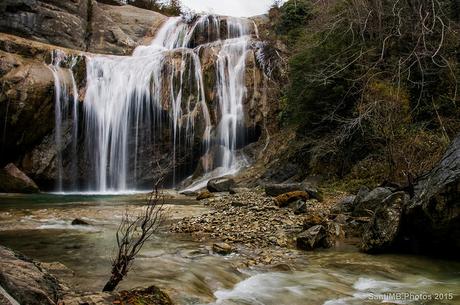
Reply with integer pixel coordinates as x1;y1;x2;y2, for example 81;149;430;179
275;0;312;42
274;0;460;183
129;0;182;16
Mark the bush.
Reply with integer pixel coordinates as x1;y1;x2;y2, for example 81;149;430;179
274;0;460;184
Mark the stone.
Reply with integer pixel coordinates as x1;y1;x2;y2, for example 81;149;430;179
334;214;348;224
0;163;39;193
0;245;63;305
352;187;393;216
275;191;309;207
115;285;173;305
302;214;326;229
361;191;407;253
212;242;233;255
207;177;236;193
330;195;356;214
354;186;370;203
71;218;90;226
180;190;198;197
39;262;75;277
400;135;460;256
296;225;327;250
289;199;307;215
324;221;344;248
265;183;322;200
196;191;214;200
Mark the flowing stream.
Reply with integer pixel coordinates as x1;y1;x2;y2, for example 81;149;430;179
0;194;459;305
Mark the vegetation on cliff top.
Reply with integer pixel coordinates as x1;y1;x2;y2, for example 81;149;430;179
128;0;182;16
271;0;460;188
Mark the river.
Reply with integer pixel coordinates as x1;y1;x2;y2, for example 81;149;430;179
0;194;458;305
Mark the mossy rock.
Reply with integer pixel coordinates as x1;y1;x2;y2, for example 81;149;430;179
115;286;173;305
196;190;214;200
275;191;309;207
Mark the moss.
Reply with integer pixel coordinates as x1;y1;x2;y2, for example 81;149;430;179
115;286;173;305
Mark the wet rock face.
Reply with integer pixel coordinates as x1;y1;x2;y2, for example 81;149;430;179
0;245;63;305
0;54;56;166
361;191;407;253
88;3;167;55
0;0;167;55
0;163;39;193
400;135;460;256
0;0;89;50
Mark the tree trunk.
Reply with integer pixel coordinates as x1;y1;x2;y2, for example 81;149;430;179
103;274;123;292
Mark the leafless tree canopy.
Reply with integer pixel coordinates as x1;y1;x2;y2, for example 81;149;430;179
103;184;166;292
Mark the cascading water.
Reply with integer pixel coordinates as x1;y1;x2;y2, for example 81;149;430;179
48;50;79;192
215;19;251;170
53;15;260;193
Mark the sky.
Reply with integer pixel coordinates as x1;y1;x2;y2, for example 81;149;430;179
180;0;284;17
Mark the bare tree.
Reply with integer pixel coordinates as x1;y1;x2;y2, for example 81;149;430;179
103;165;167;292
103;189;165;292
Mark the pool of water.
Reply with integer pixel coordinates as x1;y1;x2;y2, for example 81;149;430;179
0;194;459;305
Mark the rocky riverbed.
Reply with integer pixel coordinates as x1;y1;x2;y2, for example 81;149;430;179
171;188;357;267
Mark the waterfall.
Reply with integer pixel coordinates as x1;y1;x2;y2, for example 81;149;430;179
52;15;259;193
216;19;251;170
48;51;79;192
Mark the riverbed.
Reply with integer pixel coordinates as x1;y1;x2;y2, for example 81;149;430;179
0;193;459;305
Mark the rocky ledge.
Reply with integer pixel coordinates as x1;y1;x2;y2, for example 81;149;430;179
0;245;172;305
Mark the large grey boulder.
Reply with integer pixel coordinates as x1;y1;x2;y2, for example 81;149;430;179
296;222;343;251
361;191;407;253
401;135;460;256
207;177;236;193
330;195;356;214
0;246;63;305
352;187;393;216
0;163;39;193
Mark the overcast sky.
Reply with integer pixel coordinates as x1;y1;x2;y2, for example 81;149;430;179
180;0;283;17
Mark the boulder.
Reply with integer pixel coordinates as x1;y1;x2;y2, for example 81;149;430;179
302;214;327;228
361;191;407;253
324;221;344;248
352;187;393;216
265;183;322;201
297;221;344;251
0;163;39;193
196;190;214;200
71;218;90;226
354;186;370;203
290;199;308;215
0;246;63;305
207;177;236;193
275;191;309;207
212;242;233;255
330;195;356;214
400;135;460;256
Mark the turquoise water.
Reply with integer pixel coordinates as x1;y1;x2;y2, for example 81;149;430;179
0;194;459;305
